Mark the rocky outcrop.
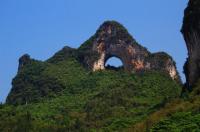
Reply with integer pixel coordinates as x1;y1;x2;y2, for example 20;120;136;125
13;21;181;84
79;21;180;81
15;21;180;82
18;54;32;72
181;0;200;88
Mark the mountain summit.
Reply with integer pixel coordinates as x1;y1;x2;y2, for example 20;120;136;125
6;21;181;105
77;21;180;81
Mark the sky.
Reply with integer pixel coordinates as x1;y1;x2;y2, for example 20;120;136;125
0;0;188;103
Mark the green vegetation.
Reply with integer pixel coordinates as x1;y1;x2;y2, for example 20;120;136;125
151;112;200;131
1;54;182;131
127;80;200;131
0;20;191;131
77;35;100;68
150;80;200;132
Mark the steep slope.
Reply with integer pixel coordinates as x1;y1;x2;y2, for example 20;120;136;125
2;21;183;131
1;57;181;131
182;0;200;88
78;21;180;81
129;80;200;131
6;21;181;105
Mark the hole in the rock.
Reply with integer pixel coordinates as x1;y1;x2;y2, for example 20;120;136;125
105;57;124;71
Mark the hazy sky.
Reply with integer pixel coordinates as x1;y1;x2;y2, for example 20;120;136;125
0;0;188;103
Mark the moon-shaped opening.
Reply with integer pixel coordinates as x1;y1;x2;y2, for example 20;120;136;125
105;56;124;71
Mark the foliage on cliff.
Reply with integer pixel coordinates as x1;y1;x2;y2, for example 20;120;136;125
1;52;182;131
1;20;186;131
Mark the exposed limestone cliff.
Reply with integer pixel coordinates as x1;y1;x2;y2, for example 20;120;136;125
79;21;180;81
182;0;200;88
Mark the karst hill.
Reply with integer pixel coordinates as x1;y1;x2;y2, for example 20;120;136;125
1;0;200;131
6;20;181;105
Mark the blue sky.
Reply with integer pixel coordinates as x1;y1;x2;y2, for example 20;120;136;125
0;0;188;103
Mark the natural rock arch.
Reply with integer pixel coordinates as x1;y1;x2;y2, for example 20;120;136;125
92;38;148;72
78;21;180;81
104;56;123;69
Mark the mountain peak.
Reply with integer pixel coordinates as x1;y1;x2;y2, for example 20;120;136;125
99;20;125;29
18;54;31;71
77;21;180;82
96;21;133;40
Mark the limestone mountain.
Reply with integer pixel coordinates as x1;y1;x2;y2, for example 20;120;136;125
78;21;180;81
2;0;200;131
182;0;200;89
6;21;181;105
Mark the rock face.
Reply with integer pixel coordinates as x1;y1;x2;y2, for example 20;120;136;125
18;54;32;72
182;0;200;88
79;21;180;81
